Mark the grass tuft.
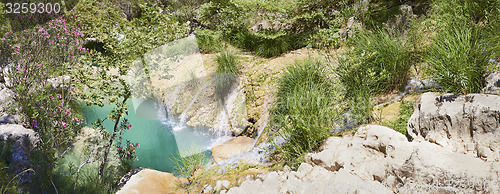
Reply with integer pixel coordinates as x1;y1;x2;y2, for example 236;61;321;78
425;24;491;94
270;58;339;168
213;50;240;102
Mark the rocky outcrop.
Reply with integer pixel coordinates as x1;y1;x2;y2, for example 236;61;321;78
116;169;187;194
212;136;254;164
0;124;37;187
227;163;391;194
0;114;19;124
0;88;14;114
228;125;500;193
407;92;500;161
143;46;248;135
46;75;71;90
483;69;500;95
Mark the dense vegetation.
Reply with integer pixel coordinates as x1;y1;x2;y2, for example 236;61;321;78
0;0;498;192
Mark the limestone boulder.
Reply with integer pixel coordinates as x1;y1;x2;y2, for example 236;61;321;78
226;162;391;194
311;125;500;193
230;125;500;193
116;169;186;194
407;92;500;161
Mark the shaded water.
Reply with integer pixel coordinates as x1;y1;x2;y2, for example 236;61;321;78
80;98;216;172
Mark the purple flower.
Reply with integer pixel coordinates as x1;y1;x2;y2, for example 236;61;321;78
31;120;39;129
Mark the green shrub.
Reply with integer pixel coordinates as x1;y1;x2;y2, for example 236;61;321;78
227;29;300;58
333;28;412;124
271;58;339;168
195;29;223;53
425;24;491;94
213;51;239;101
254;33;292;58
216;51;239;74
432;0;499;25
336;29;412;96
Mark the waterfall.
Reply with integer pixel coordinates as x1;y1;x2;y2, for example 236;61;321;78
179;81;209;123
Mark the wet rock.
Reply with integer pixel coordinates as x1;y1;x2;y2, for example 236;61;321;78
212;136;254;163
408;92;500;161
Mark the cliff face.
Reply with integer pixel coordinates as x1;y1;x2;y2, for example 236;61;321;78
149;53;248;136
126;36;249;136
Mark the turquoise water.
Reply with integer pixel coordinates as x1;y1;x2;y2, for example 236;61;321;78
80;98;215;172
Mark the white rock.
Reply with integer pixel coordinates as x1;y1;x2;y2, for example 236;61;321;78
202;184;212;193
408;92;500;161
215;180;231;191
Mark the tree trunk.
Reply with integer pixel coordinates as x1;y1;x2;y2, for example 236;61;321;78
98;97;128;183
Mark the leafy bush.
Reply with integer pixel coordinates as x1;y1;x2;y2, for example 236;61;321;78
271;58;339;168
197;0;249;31
117;140;140;173
254;33;291;58
197;0;308;57
432;0;499;25
195;29;223;53
425;24;491;94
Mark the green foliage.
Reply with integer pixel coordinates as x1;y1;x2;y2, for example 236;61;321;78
213;51;239;101
171;145;209;178
489;12;500;59
271;58;339;168
117;140;139;173
359;0;404;29
215;51;239;75
333;28;411;124
386;100;414;136
432;0;499;25
195;29;223;53
51;166;118;194
72;0;128;42
197;0;310;57
337;29;412;96
197;0;249;31
310;27;342;49
425;24;491;94
0;2;8;28
0;162;22;194
254;33;292;58
166;0;208;23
